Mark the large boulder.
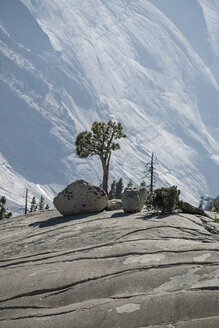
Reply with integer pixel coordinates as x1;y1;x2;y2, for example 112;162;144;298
107;199;123;211
53;180;108;216
122;186;147;213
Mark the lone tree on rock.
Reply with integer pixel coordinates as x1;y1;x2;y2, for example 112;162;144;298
75;121;126;194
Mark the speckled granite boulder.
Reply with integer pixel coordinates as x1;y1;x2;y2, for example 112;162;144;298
53;180;108;216
122;186;147;213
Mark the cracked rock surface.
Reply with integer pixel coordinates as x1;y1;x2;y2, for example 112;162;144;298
0;209;219;327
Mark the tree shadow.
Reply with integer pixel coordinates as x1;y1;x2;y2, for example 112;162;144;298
29;212;99;229
111;212;136;218
137;212;171;221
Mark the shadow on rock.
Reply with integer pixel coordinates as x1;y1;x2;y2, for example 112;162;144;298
111;212;137;218
29;212;98;228
137;213;171;221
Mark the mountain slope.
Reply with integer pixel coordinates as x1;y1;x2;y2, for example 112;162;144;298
0;0;219;213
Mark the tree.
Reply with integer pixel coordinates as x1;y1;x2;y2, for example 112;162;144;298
109;180;116;199
116;178;124;199
24;188;28;214
143;152;157;194
45;204;50;210
29;196;37;212
127;179;133;187
212;200;219;213
75;121;126;194
0;196;12;219
198;195;204;209
38;195;45;210
205;195;219;211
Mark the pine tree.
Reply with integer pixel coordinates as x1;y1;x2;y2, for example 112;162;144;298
109;180;116;199
212;199;219;213
0;196;12;220
198;196;204;209
75;121;126;194
116;178;123;199
45;204;50;210
127;179;133;187
38;195;45;210
29;196;37;212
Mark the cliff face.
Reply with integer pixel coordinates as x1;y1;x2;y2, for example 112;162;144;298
0;0;219;212
0;209;219;327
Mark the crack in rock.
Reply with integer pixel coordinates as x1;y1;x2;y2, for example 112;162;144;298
1;261;219;304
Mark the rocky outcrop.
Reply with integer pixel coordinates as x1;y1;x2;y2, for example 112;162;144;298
181;201;209;217
0;209;219;327
53;180;108;216
107;199;123;211
122;186;147;213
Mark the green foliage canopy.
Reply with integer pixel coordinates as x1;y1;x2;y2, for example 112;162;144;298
75;121;126;159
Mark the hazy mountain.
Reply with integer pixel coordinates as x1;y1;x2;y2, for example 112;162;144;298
0;0;219;214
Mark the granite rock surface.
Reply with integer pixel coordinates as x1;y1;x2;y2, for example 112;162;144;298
0;209;219;327
122;187;147;213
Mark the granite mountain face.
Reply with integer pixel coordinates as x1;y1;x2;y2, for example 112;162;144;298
0;0;219;212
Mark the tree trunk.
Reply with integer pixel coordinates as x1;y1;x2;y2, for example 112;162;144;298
100;156;109;195
25;188;28;214
102;167;109;195
150;152;154;194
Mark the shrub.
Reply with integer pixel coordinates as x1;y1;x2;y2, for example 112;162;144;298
0;196;12;219
212;200;219;213
145;193;154;211
151;186;183;213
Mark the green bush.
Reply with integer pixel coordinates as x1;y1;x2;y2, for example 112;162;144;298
151;186;183;213
145;193;154;211
0;196;12;220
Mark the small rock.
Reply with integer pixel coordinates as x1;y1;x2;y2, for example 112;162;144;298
122;186;147;213
53;180;108;216
107;199;123;211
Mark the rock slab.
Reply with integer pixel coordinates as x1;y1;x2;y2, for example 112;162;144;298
53;180;108;216
0;210;219;327
122;186;147;213
181;201;209;217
